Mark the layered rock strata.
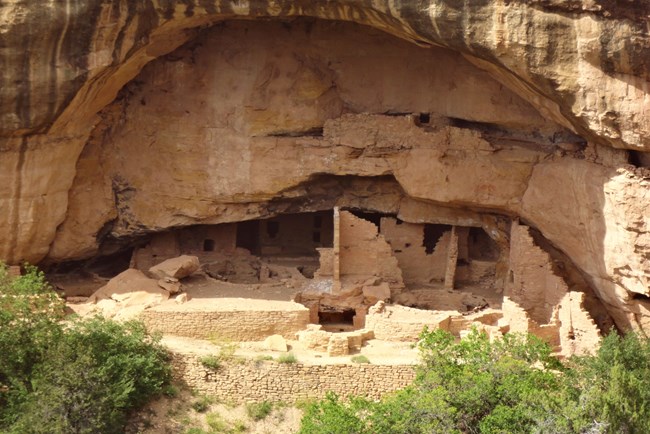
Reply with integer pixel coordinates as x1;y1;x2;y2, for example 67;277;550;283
0;4;649;335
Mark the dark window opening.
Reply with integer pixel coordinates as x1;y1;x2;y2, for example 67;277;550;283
297;265;317;279
405;242;411;248
266;221;280;239
468;227;500;261
319;309;355;325
423;224;449;254
395;219;403;225
314;215;323;228
203;239;215;252
632;293;650;302
236;220;260;255
313;231;321;243
629;150;650;168
418;113;431;124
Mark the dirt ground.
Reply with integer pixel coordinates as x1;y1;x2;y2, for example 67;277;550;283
126;388;303;434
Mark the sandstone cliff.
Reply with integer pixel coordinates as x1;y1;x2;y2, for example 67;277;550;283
0;1;648;332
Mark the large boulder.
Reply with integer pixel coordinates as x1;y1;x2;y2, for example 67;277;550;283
149;255;200;280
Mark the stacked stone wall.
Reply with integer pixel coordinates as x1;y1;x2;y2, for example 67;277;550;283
141;308;310;341
170;353;416;402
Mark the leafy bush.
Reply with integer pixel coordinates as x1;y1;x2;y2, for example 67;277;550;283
10;317;171;433
201;355;222;370
0;263;171;433
297;392;370;434
192;395;213;413
351;355;370;364
301;328;650;433
246;401;273;421
572;331;650;434
0;264;65;426
276;353;297;364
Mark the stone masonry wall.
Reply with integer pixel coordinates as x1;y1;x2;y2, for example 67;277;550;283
170;353;416;402
141;308;310;341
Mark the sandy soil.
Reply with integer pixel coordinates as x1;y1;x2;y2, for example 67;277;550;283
162;335;420;366
126;388;303;434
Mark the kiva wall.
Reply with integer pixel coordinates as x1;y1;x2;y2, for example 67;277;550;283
141;306;310;341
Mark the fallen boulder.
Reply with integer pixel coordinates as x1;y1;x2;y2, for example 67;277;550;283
149;255;200;280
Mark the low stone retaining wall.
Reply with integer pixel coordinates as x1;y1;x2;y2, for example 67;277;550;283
141;300;310;341
170;352;416;402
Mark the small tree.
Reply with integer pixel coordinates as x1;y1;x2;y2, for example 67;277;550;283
573;331;650;434
0;263;171;433
12;317;171;434
0;264;65;426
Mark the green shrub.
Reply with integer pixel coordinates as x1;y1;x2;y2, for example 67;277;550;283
297;392;370;434
201;355;222;370
231;419;248;432
206;412;229;431
163;384;180;398
246;401;273;421
299;329;582;434
573;331;650;434
192;395;213;413
0;263;171;433
276;353;297;364
10;317;171;433
350;355;370;364
0;263;65;427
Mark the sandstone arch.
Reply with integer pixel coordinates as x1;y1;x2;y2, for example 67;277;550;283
0;2;649;334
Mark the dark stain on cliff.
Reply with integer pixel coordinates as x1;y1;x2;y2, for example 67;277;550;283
182;0;196;17
159;0;176;20
198;0;217;15
15;31;32;130
8;138;28;263
41;1;106;132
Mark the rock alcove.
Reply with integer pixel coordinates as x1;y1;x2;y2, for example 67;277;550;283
1;6;649;354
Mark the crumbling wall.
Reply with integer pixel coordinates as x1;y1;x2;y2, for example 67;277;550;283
338;211;403;288
380;218;446;285
505;222;570;324
558;292;601;356
131;224;239;271
502;223;601;354
365;302;453;341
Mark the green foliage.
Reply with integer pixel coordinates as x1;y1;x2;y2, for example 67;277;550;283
9;317;171;434
163;384;180;398
276;353;297;364
415;328;574;433
573;331;650;434
206;412;229;431
201;355;222;370
0;263;171;433
299;328;619;434
350;355;370;364
246;401;273;421
0;263;65;426
297;392;370;434
192;395;214;413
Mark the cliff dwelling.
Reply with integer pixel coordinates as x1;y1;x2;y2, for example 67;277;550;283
3;4;650;368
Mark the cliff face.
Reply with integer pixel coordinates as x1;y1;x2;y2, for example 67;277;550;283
0;1;649;331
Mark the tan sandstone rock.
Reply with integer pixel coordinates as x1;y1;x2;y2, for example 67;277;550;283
149;256;200;280
264;335;289;352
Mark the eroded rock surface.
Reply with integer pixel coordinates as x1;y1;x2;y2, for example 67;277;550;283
1;4;649;337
